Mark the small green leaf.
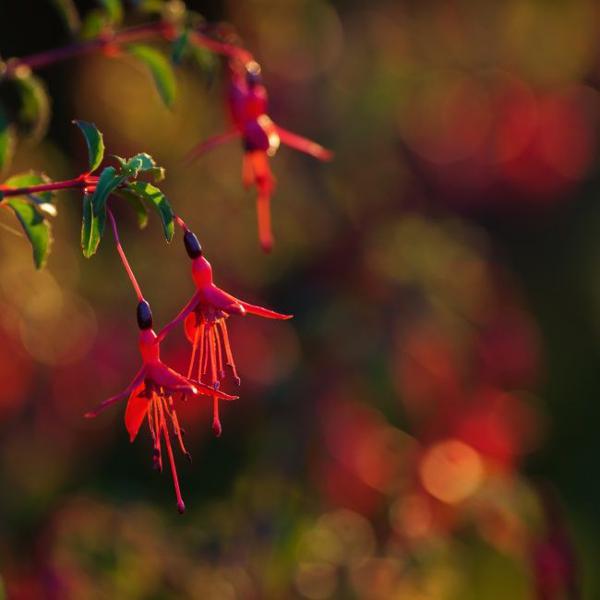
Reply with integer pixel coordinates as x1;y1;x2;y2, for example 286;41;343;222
88;166;125;254
3;171;56;215
146;166;165;182
127;44;177;108
80;10;107;39
0;107;15;172
81;194;94;258
14;73;50;141
127;181;174;241
115;188;149;229
121;152;156;177
81;192;98;258
171;31;190;65
50;0;81;35
73;120;105;173
7;198;52;268
99;0;123;24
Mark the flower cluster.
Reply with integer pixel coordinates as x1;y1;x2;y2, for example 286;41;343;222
0;2;330;511
82;221;293;511
187;58;332;252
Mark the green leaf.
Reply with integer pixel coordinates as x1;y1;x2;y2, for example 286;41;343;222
81;193;98;258
146;166;165;182
0;106;16;172
171;31;190;65
7;198;52;268
73;120;105;173
14;73;50;141
86;166;125;255
127;44;177;108
80;10;107;39
99;0;123;24
114;188;149;229
121;152;156;177
49;0;81;35
3;171;57;215
127;181;174;241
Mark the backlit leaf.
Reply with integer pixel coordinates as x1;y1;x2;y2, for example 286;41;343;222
6;198;52;268
73;120;105;173
87;166;125;255
127;181;174;241
127;44;177;108
115;188;149;229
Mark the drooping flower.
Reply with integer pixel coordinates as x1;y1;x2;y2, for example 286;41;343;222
186;59;332;252
85;300;237;513
160;230;292;435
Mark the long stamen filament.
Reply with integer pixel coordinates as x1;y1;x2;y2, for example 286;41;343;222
158;398;186;514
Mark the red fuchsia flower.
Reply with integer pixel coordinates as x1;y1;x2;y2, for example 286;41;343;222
159;230;292;436
186;59;332;252
85;300;237;513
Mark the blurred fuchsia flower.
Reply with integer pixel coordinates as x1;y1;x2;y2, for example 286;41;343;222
86;300;236;513
160;230;292;435
186;59;332;252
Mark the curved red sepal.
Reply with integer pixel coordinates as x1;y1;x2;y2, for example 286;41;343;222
124;384;149;442
184;312;197;343
239;300;292;320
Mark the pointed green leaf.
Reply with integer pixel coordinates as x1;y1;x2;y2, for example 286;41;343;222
73;120;105;173
127;181;174;241
80;9;107;39
127;44;177;108
81;192;99;258
50;0;81;34
7;198;51;268
146;166;165;182
114;188;149;229
99;0;123;24
4;171;52;203
121;152;156;177
88;166;125;253
171;31;190;65
3;171;57;215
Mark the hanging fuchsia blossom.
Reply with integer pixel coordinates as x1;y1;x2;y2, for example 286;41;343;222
86;300;237;513
187;60;332;252
160;230;292;435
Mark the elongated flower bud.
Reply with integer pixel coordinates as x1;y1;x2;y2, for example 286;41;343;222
183;230;202;259
137;299;153;330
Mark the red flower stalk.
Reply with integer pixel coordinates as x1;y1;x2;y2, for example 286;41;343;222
186;60;332;252
86;301;237;513
160;229;292;435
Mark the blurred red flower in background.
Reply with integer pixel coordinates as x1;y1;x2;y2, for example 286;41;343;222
187;59;332;251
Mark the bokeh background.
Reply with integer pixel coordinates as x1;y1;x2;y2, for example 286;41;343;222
1;0;600;598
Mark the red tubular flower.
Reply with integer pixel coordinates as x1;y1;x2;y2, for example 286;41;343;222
186;60;332;252
86;300;237;513
160;231;292;435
